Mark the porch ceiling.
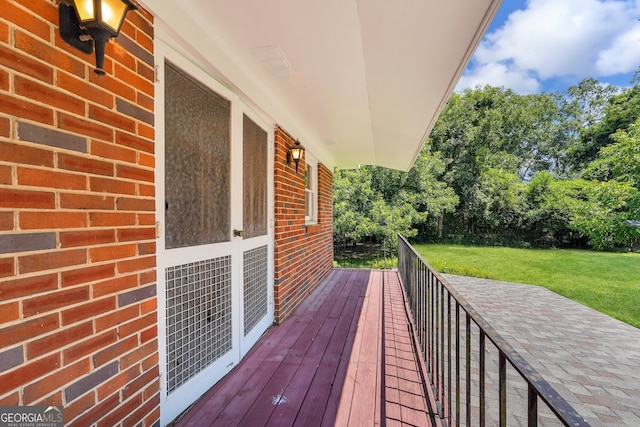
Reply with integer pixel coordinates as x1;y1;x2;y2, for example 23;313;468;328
146;0;502;171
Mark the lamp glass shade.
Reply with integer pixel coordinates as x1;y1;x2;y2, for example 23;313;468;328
72;0;96;21
290;147;303;161
71;0;129;34
101;0;129;33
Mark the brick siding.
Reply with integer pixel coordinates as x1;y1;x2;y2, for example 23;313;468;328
1;1;337;424
0;1;159;426
273;126;333;323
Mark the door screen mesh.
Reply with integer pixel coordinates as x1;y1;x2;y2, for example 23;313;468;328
165;257;232;393
243;246;268;336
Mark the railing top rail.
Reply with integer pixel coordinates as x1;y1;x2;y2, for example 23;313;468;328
397;234;590;427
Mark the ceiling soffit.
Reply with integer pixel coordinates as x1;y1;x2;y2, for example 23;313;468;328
147;0;502;171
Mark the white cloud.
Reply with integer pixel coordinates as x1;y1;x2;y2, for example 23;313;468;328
596;25;640;74
457;0;640;93
456;63;541;94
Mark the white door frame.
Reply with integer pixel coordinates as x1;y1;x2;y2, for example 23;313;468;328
154;37;274;426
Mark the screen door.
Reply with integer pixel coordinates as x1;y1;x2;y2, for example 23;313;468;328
156;53;274;425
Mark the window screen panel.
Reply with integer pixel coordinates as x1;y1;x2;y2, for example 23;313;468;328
242;115;268;239
165;62;231;248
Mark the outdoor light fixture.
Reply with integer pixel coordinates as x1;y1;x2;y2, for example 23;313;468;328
59;0;137;76
287;139;305;172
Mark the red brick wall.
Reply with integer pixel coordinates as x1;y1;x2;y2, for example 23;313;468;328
273;126;333;323
0;1;159;426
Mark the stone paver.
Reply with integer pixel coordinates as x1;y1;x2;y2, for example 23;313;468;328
443;274;640;427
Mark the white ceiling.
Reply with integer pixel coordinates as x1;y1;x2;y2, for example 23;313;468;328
144;0;502;171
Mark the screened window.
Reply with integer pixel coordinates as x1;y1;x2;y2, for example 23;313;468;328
305;158;317;223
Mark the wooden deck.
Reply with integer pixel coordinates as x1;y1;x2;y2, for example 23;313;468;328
171;269;440;427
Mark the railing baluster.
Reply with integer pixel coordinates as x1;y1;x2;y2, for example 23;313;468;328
420;262;425;353
411;259;420;352
455;302;460;426
434;273;440;411
447;292;452;424
466;314;471;427
500;352;507;427
479;331;486;427
431;270;436;384
528;385;538;427
440;284;445;407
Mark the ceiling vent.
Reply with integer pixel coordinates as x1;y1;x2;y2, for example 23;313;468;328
252;45;294;77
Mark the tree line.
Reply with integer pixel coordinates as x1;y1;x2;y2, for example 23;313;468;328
333;77;640;252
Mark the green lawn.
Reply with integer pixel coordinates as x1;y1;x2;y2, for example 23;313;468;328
412;244;640;329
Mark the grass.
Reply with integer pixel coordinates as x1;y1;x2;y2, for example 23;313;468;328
334;243;397;270
413;244;640;329
333;256;398;270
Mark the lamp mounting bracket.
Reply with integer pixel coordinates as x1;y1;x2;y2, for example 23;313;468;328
59;2;93;54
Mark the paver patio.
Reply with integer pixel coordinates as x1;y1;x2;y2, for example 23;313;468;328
445;274;640;427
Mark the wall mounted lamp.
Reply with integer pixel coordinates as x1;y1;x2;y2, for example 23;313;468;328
59;0;137;76
287;139;305;172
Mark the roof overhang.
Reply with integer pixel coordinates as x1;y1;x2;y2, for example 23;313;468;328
141;0;502;171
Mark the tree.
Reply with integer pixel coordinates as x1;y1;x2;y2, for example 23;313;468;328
569;180;640;251
428;85;564;238
525;173;585;247
574;117;640;251
470;167;526;236
333;146;457;251
333;168;377;246
334;80;640;252
569;82;639;170
581;117;640;188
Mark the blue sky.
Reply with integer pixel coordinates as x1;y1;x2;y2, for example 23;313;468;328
456;0;640;94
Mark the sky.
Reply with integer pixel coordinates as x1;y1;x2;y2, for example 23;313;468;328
456;0;640;94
